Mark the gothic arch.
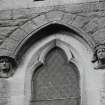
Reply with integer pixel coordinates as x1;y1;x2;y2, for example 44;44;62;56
15;23;95;60
0;12;95;62
22;34;94;105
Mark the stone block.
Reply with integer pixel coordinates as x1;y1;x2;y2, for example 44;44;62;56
32;15;48;27
64;2;100;13
0;10;12;20
0;98;8;105
62;13;76;24
0;49;12;57
0;39;4;45
0;38;20;52
92;28;105;43
0;79;9;98
97;11;105;17
72;15;90;28
87;2;99;12
64;3;83;13
83;18;99;34
0;19;28;27
98;1;105;11
12;8;38;19
0;27;17;38
46;11;64;22
30;6;54;14
100;89;105;105
20;21;38;34
9;28;27;41
98;17;105;29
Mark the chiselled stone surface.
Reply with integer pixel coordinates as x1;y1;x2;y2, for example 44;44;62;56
100;89;105;105
98;1;105;11
12;8;38;19
72;15;90;28
0;39;3;45
0;19;28;27
82;16;105;34
46;11;64;22
0;99;9;105
0;79;9;98
32;15;48;27
0;10;12;20
92;28;105;43
9;28;27;41
97;17;105;29
61;13;76;24
0;79;9;105
20;21;38;34
0;27;17;42
0;49;12;57
83;17;99;34
0;27;17;36
64;2;98;13
30;6;54;14
0;38;20;52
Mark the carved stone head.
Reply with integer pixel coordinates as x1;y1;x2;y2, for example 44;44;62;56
92;44;105;69
0;56;17;78
96;44;105;60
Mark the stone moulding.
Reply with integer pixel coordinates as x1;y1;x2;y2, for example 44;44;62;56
0;10;96;74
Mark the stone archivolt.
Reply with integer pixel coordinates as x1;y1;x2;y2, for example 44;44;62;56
0;1;105;77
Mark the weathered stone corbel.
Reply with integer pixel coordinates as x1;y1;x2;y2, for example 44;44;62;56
0;56;17;78
92;44;105;69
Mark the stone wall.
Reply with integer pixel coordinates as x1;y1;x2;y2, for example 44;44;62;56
0;0;100;10
0;1;105;47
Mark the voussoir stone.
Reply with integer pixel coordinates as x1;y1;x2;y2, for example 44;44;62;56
83;17;99;34
32;15;48;27
20;20;38;34
72;15;90;28
0;27;17;37
9;28;27;41
92;28;105;43
62;13;76;24
46;11;64;22
0;38;20;52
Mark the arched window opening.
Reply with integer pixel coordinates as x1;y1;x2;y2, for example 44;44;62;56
31;47;80;105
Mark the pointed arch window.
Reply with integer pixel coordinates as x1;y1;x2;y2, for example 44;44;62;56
31;47;80;105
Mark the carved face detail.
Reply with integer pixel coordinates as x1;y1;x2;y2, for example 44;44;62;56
0;59;10;71
0;58;12;77
97;48;105;59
